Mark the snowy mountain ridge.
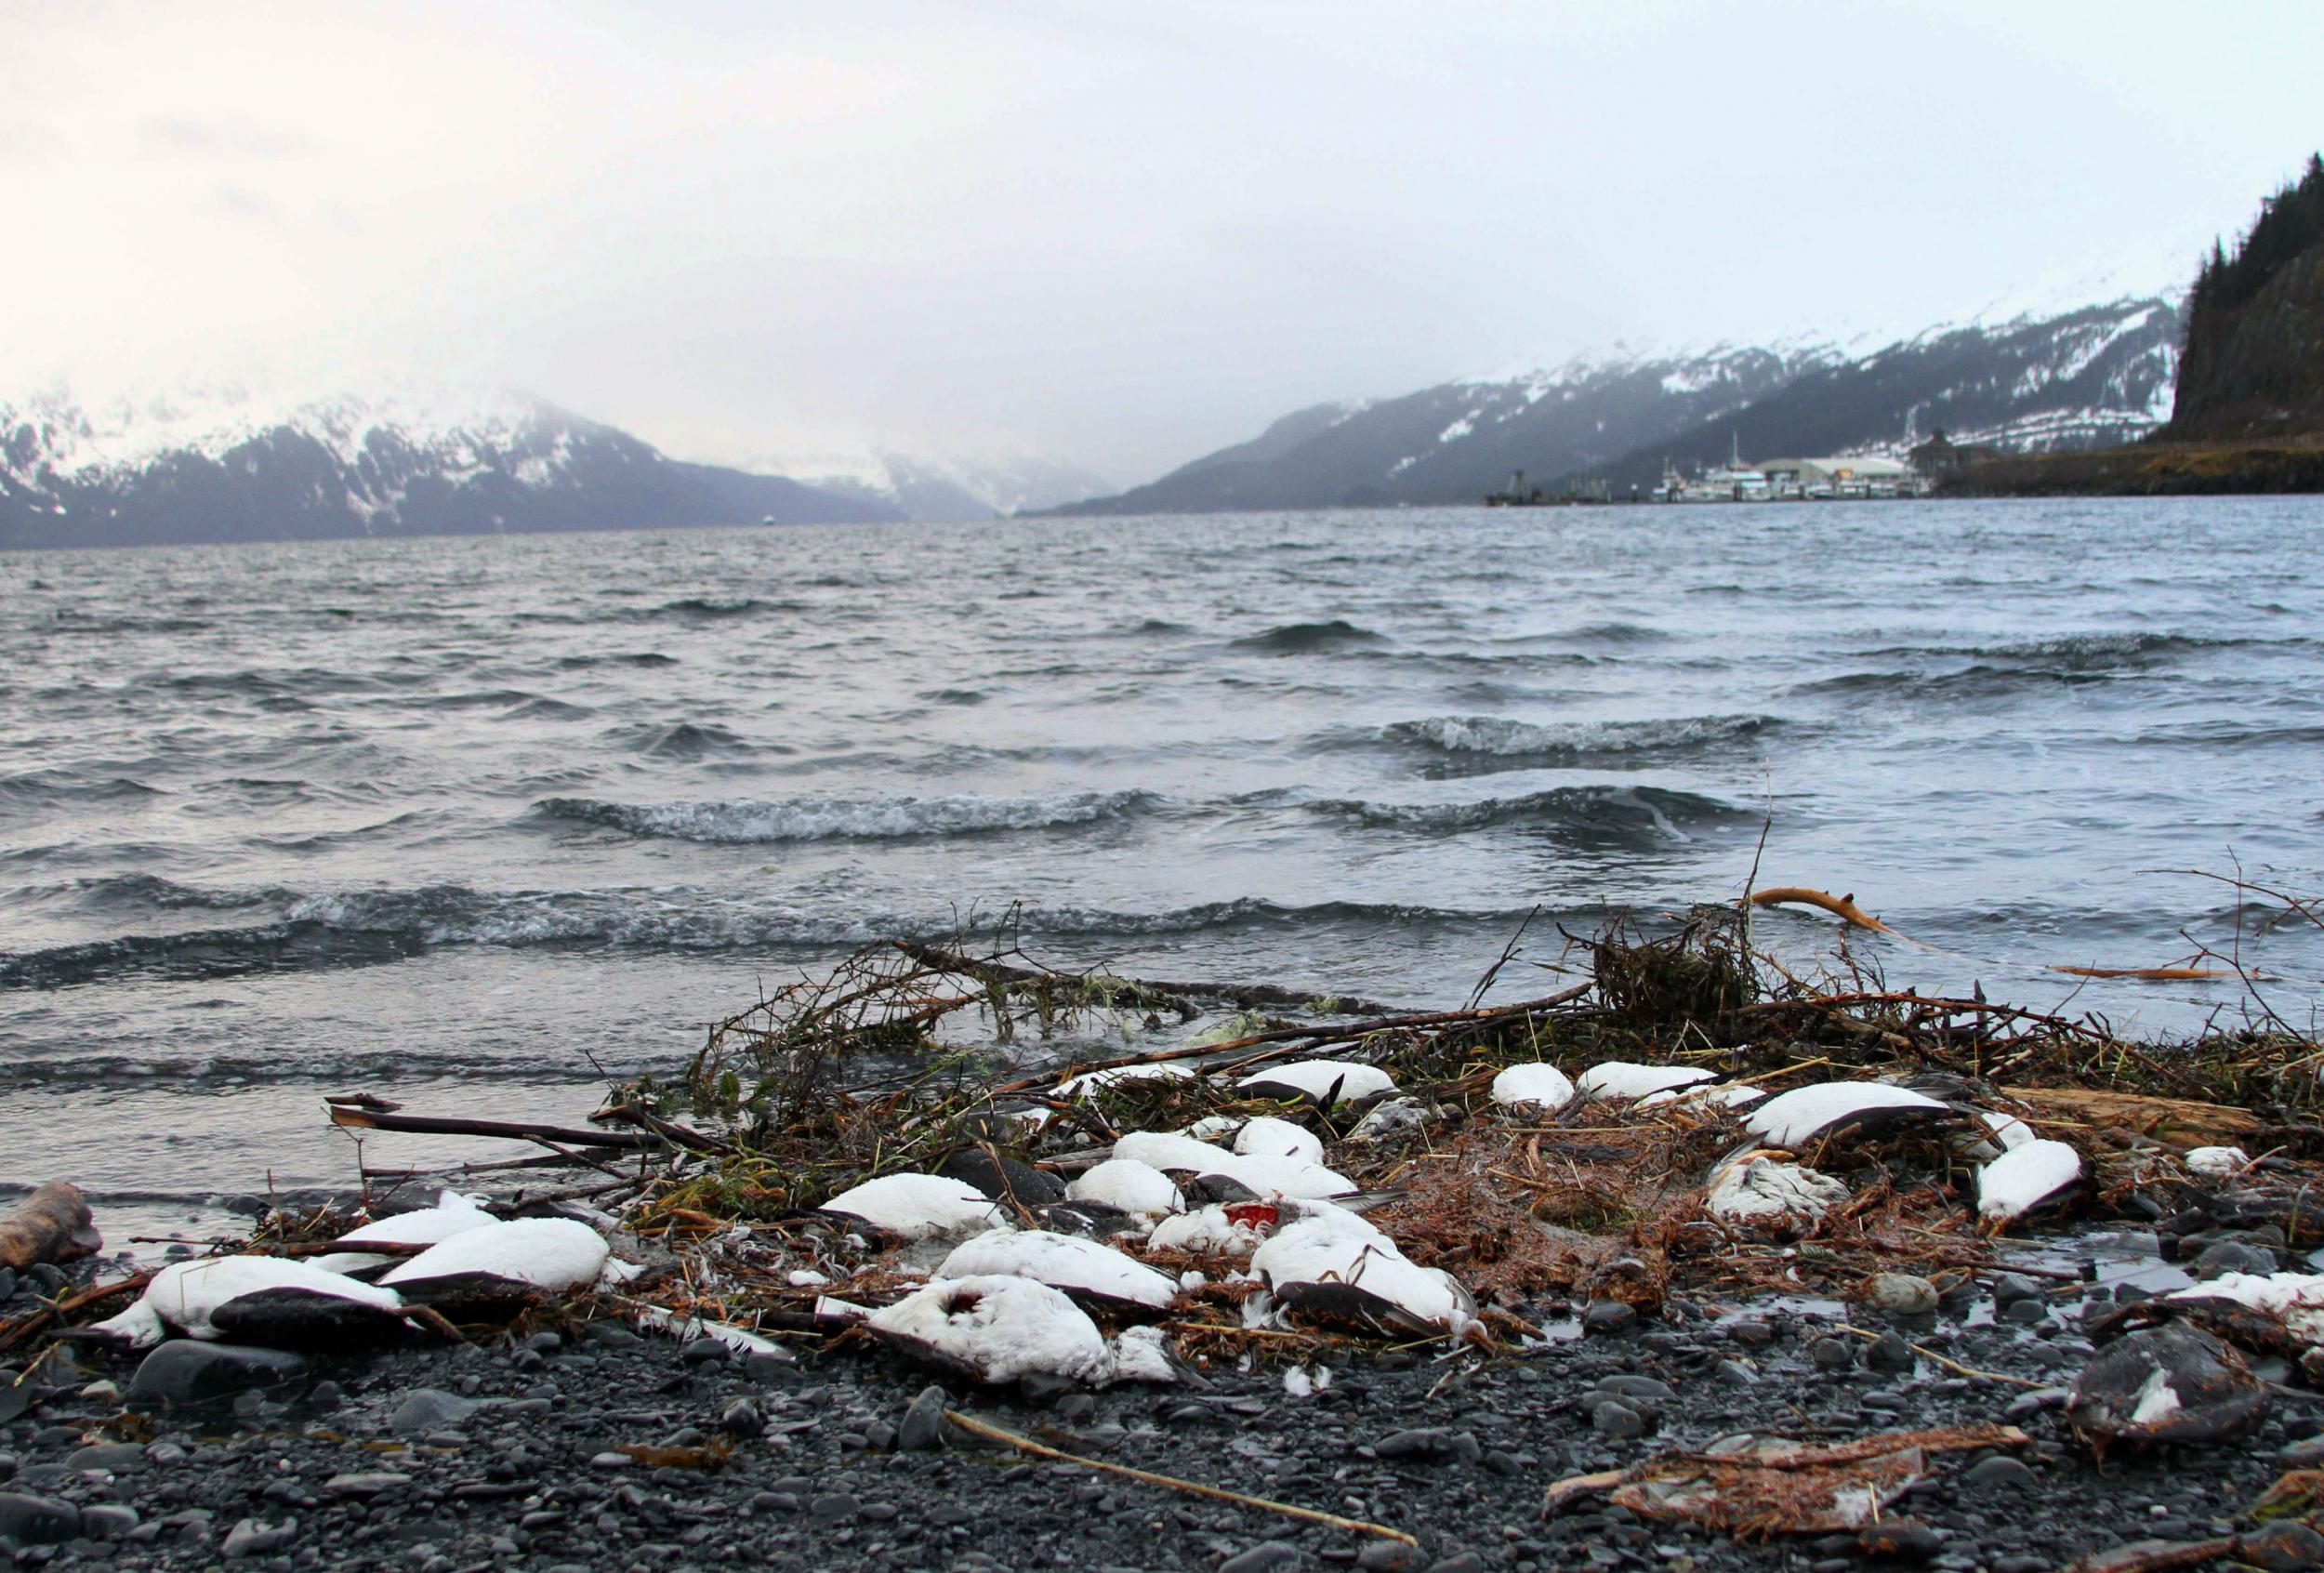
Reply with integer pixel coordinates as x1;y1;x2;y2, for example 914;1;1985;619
1048;293;2186;515
0;386;902;549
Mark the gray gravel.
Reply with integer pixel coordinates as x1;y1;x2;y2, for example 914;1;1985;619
0;1281;2317;1571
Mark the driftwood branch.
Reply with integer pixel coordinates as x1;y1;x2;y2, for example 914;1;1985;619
0;1183;100;1271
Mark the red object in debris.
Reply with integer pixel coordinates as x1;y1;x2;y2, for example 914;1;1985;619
1223;1202;1280;1229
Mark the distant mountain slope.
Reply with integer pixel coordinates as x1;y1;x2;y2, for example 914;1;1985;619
783;450;1116;522
0;390;901;549
1048;297;2183;513
1566;298;2183;492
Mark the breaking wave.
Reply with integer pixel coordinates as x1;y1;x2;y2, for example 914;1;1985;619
1309;786;1746;840
535;790;1162;844
0;887;1527;992
1384;713;1776;762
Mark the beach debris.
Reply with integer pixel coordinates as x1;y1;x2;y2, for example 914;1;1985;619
936;1228;1179;1311
1490;1062;1576;1112
1236;1059;1395;1107
1954;1111;2040;1161
818;1174;1007;1240
0;1182;101;1271
91;1258;404;1349
865;1276;1177;1387
1704;1154;1848;1236
1233;1115;1324;1164
1744;1082;1952;1147
1578;1062;1715;1104
1064;1158;1183;1217
1976;1139;2084;1225
1250;1208;1473;1335
1544;1424;2029;1536
2185;1145;2251;1178
1349;1097;1430;1138
2067;1324;2269;1451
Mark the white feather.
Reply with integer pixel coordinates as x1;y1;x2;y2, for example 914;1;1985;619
381;1218;610;1289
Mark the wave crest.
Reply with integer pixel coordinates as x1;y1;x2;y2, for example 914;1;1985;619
536;790;1160;843
1385;713;1775;761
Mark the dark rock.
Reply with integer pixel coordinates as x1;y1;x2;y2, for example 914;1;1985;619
221;1517;298;1558
1810;1338;1855;1370
2002;1387;2069;1421
1594;1375;1676;1402
898;1385;949;1451
1590;1401;1645;1438
1424;1556;1487;1573
1857;1522;1944;1560
127;1342;310;1408
719;1397;764;1436
1356;1543;1422;1572
0;1491;79;1544
1868;1332;1916;1371
2000;1298;2050;1326
808;1491;859;1520
79;1503;139;1539
1020;1370;1077;1407
1219;1541;1303;1573
2282;1435;2324;1465
1376;1428;1479;1463
324;1472;411;1497
1961;1456;2037;1493
67;1442;147;1474
680;1339;732;1366
1990;1274;2044;1307
2193;1241;2279;1280
1715;1358;1758;1385
1580;1301;1636;1335
0;1268;15;1302
2067;1324;2270;1447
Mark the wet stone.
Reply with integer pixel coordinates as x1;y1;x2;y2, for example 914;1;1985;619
2242;1522;2324;1572
0;1491;80;1544
1810;1338;1856;1370
1580;1301;1636;1335
1962;1456;2038;1493
2194;1240;2279;1280
1220;1541;1303;1573
2000;1298;2051;1325
1990;1275;2044;1307
1866;1273;1940;1316
898;1385;949;1451
1868;1331;1916;1371
1590;1401;1645;1438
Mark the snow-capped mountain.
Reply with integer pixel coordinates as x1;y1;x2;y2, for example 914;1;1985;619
0;387;901;549
772;449;1116;522
1048;295;2185;513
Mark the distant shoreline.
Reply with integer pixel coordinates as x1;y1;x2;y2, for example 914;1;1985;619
1936;436;2324;497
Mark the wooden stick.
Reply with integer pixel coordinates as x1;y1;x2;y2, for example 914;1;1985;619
942;1409;1417;1545
1828;1322;2048;1388
326;1102;661;1150
987;985;1591;1098
0;1271;149;1353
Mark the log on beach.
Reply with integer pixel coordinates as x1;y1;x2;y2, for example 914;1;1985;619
0;1181;101;1270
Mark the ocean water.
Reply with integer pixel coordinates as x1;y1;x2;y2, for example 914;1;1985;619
4;500;2321;1240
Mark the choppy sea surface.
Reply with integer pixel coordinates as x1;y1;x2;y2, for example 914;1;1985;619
4;500;2321;1239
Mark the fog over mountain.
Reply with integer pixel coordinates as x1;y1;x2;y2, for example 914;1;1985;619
4;4;2316;482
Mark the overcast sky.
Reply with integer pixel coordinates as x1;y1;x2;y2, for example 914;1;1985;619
4;0;2319;482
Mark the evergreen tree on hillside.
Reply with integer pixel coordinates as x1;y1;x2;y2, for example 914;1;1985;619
2192;153;2324;313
